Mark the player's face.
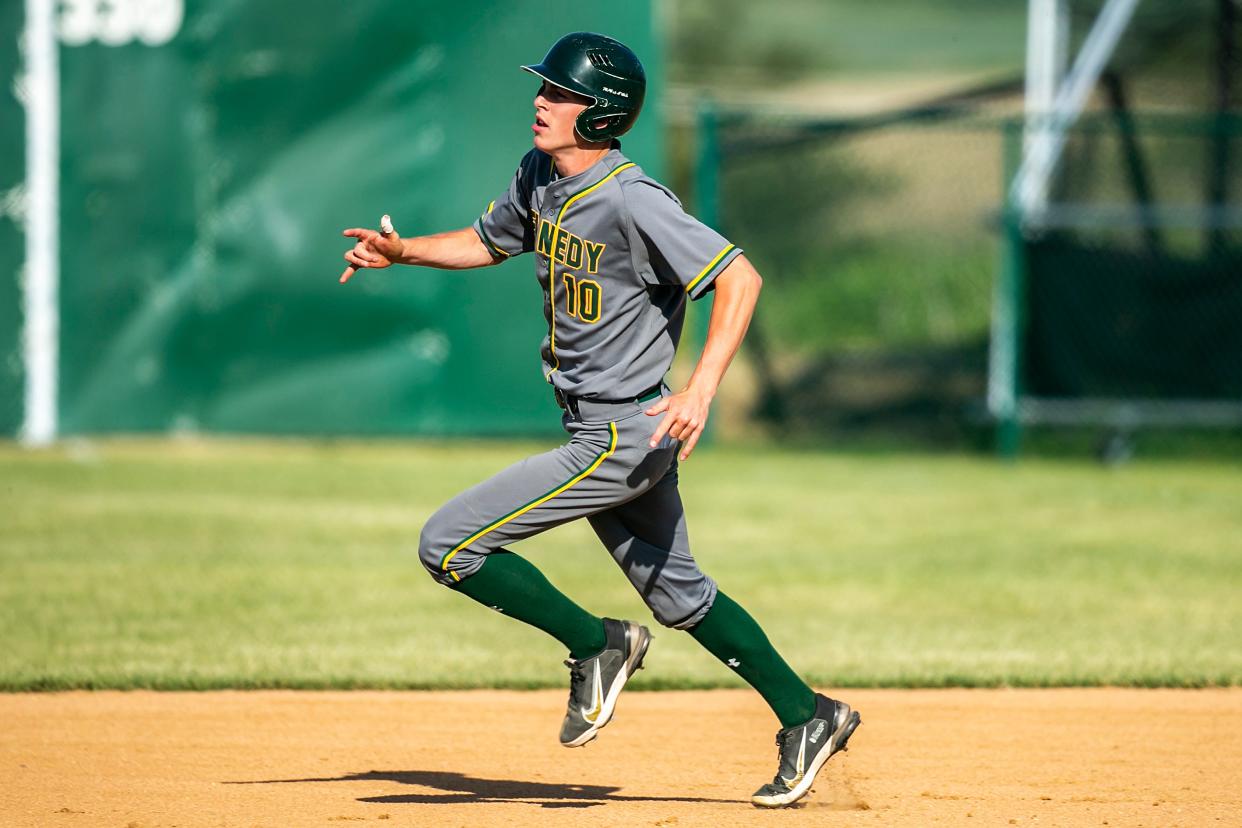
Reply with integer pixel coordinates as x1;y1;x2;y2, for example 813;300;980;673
533;80;592;152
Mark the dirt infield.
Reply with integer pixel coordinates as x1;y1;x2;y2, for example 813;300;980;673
3;689;1238;827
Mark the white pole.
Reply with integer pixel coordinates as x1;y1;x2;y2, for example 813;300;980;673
1023;0;1069;172
20;0;59;447
1013;0;1142;223
1053;0;1071;82
1024;0;1058;146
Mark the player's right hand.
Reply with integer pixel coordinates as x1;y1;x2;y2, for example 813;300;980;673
340;215;404;284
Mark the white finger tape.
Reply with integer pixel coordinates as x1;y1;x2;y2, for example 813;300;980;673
380;214;395;235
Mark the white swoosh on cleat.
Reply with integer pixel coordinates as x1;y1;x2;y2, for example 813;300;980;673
580;660;603;723
780;731;807;787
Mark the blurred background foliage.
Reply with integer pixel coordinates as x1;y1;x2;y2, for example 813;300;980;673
668;0;1029;83
661;0;1241;453
669;0;1228;97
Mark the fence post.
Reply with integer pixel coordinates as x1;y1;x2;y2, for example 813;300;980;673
997;211;1027;459
692;100;720;445
992;120;1027;458
696;101;720;231
694;100;721;354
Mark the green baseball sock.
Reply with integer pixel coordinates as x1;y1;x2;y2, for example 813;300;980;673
689;589;817;728
450;549;607;660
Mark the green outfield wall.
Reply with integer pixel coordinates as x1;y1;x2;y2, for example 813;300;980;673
3;1;659;437
0;2;24;435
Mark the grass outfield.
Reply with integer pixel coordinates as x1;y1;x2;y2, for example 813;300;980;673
2;438;1239;690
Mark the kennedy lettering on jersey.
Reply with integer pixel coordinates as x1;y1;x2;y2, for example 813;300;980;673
472;147;742;401
534;217;606;273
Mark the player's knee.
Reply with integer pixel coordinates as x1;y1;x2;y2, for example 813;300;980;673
418;507;491;585
416;525;441;578
646;579;717;630
417;515;457;585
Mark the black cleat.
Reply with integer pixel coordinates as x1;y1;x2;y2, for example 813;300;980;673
751;693;861;808
559;618;652;748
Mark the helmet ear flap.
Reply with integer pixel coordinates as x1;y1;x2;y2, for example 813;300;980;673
574;108;606;143
574;105;629;143
593;115;621;133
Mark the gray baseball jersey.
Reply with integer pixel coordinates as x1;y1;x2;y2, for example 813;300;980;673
472;146;743;400
418;146;741;630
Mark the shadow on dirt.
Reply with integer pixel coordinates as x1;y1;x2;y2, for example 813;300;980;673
225;769;747;808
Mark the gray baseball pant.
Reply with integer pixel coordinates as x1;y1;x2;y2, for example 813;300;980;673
417;387;718;629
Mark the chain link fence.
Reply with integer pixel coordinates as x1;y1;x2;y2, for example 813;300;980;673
700;107;1008;445
993;114;1242;451
697;107;1242;451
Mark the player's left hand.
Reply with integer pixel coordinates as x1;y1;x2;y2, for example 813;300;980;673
645;386;713;461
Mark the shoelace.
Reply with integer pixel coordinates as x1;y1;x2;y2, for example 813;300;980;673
770;727;800;786
564;658;588;706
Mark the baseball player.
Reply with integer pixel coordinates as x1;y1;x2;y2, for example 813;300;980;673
339;32;859;808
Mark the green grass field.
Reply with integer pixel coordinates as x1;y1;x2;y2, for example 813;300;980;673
2;438;1239;691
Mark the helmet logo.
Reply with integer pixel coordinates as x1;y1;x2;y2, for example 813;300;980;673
602;86;629;98
587;50;615;68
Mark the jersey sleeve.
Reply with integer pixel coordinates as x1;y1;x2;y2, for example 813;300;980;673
472;154;537;258
624;179;743;300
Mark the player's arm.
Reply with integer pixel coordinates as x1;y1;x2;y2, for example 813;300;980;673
341;152;538;283
646;254;763;460
339;218;499;284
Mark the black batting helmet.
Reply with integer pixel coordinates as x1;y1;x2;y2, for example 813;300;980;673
521;32;646;143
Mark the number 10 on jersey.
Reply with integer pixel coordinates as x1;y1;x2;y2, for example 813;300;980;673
561;272;602;323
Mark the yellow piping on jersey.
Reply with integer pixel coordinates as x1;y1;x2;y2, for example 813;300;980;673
546;162;636;376
686;243;736;295
478;201;512;258
440;421;619;580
